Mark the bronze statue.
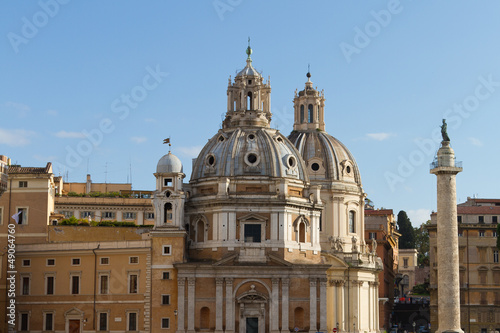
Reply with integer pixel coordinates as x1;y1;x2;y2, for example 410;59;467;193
441;119;450;142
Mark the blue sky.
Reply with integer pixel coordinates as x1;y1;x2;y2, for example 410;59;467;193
2;1;500;227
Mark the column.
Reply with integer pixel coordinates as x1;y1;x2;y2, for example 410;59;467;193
271;278;280;333
336;280;345;332
216;278;224;333
177;278;185;333
225;278;234;333
187;277;196;333
319;278;327;332
309;278;317;333
373;281;380;332
281;279;289;331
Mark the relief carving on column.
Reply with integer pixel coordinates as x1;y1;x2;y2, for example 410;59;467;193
187;277;196;286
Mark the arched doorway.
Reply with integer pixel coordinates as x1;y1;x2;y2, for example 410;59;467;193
237;285;268;333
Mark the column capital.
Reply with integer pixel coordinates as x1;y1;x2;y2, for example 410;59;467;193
187;277;196;286
352;280;364;287
319;278;327;287
225;277;233;285
216;277;224;286
178;278;186;287
272;278;280;285
309;278;317;287
282;278;290;286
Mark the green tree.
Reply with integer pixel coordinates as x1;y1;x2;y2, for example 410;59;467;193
397;210;415;249
414;220;431;266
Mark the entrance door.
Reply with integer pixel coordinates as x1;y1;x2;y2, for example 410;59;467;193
246;317;258;333
69;320;80;333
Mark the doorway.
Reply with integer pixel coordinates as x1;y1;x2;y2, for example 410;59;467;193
246;317;258;333
68;320;80;333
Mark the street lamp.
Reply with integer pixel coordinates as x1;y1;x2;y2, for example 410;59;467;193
412;321;416;333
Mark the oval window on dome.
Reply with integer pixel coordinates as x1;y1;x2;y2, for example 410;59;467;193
288;156;296;168
248;134;255;140
346;166;351;174
248;153;257;164
311;162;320;171
206;154;216;167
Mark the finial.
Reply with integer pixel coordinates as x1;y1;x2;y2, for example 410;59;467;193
163;137;171;153
306;64;311;81
246;37;252;60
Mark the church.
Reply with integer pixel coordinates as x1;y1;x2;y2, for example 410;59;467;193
152;44;382;333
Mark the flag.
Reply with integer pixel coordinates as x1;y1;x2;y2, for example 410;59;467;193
163;138;170;144
11;211;22;224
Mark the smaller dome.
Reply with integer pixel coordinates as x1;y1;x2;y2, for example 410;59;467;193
157;152;183;174
236;59;262;78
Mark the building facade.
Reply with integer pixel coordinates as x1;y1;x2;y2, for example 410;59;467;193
365;208;400;331
429;198;500;333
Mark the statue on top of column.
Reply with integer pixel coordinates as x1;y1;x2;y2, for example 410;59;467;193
441;119;450;142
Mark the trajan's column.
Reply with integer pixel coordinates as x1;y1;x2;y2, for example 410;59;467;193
430;119;463;333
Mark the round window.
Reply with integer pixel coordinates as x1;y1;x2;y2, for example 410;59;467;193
288;156;296;168
207;155;215;166
248;134;255;140
247;153;257;164
311;163;320;171
346;166;351;174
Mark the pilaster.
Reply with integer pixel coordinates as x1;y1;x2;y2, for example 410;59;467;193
309;278;317;333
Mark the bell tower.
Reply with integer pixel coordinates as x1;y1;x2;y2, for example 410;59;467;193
223;41;272;129
293;70;325;131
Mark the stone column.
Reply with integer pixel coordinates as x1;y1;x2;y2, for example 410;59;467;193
271;278;280;333
225;278;234;333
177;278;185;333
336;280;345;332
430;140;463;333
215;278;224;333
281;279;289;332
187;277;196;333
319;278;327;332
309;278;317;333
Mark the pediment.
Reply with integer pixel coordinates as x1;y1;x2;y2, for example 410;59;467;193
238;213;268;222
321;252;349;268
65;307;84;317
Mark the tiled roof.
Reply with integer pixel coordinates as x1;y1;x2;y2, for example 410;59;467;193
458;206;500;214
8;162;52;174
365;209;394;216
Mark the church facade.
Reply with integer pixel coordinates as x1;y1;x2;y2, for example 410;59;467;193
152;46;382;333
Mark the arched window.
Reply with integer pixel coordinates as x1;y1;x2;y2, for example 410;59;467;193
294;307;305;330
164;203;172;224
200;307;210;329
196;220;205;242
233;100;236;111
299;222;306;243
308;104;313;123
317;106;320;122
349;211;355;233
300;105;304;123
247;92;253;110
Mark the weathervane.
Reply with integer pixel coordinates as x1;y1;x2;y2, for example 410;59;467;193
163;137;171;153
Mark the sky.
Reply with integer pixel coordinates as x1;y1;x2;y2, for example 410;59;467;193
2;1;500;227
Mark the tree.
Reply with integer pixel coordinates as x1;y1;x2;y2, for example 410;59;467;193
397;210;415;249
414;220;431;266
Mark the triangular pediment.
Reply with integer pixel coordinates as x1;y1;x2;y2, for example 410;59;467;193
65;307;84;317
238;213;268;222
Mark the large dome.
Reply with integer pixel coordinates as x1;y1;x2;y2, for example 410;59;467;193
288;131;362;185
156;152;183;173
191;128;308;181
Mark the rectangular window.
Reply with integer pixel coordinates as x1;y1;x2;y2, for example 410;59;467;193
494;250;499;263
102;211;115;219
479;230;485;237
458;230;463;237
46;276;54;295
369;232;377;240
19;181;28;188
0;207;3;225
81;211;93;218
47;258;55;266
129;274;138;294
147;212;155;219
17;207;27;224
162;271;170;280
128;312;138;331
99;312;108;331
71;275;80;295
493;216;498;224
124;212;136;220
162;245;171;256
72;258;80;265
244;224;261;242
479;216;484;223
22;259;30;267
457;215;462;223
44;313;54;331
100;275;109;294
403;258;409;268
164;178;172;187
20;313;29;331
479;271;487;284
129;256;139;264
161;318;170;329
60;210;74;218
100;257;109;265
22;276;30;295
162;294;170;305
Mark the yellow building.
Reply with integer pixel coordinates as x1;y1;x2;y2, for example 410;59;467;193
398;248;418;296
428;198;500;333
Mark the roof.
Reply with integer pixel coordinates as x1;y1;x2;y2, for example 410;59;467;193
365;209;394;216
8;162;52;174
431;206;500;215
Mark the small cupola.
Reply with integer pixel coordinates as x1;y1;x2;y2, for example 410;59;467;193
293;70;325;131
